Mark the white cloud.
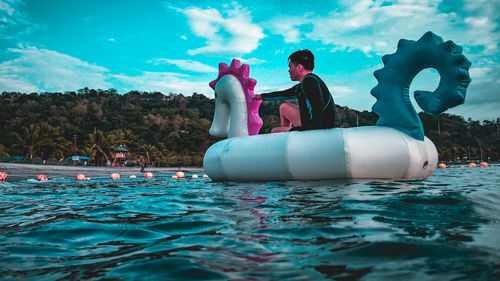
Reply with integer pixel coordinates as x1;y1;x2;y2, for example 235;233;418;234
0;45;111;92
306;1;451;55
0;0;38;39
267;0;498;59
0;0;15;16
267;17;309;43
235;57;266;65
469;67;492;80
149;58;217;73
331;85;355;98
177;5;265;55
111;72;212;96
0;45;214;96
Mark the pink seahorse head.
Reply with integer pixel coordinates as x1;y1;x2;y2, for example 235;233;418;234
209;59;263;136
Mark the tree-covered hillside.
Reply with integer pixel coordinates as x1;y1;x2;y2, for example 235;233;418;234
1;89;498;166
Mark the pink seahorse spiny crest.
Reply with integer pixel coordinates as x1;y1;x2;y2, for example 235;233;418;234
209;59;263;136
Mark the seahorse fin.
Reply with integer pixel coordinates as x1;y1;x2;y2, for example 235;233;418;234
417;31;444;45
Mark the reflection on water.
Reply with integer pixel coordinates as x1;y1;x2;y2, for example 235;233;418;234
0;168;499;280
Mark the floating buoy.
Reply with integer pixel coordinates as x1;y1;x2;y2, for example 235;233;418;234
37;174;48;181
448;165;453;168
172;175;178;179
0;172;8;182
110;173;120;179
144;172;153;178
176;172;185;178
459;165;465;168
192;174;198;179
130;175;136;179
480;162;488;167
468;163;477;168
76;174;91;181
438;163;446;169
202;174;209;178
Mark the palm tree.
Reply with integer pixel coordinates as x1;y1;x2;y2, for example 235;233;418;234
156;143;169;167
85;130;114;165
13;122;71;162
139;144;158;166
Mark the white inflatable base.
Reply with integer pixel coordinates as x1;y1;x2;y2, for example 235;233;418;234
203;126;438;181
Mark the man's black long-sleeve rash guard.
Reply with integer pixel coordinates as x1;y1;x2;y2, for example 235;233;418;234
260;73;336;131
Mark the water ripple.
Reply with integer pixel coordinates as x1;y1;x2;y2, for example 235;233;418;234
0;169;499;280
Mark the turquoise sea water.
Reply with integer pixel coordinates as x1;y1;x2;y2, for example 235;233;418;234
0;167;499;280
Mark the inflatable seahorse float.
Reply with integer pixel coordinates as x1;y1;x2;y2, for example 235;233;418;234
203;32;471;181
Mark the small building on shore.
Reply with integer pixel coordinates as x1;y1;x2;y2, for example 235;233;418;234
112;145;128;167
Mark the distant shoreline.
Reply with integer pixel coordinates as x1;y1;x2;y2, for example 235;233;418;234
0;162;205;178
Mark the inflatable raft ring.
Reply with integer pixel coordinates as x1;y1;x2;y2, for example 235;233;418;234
371;31;472;141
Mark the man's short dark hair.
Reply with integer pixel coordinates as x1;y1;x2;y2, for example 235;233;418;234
288;49;315;71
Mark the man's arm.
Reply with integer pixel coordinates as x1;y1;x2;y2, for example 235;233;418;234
255;85;298;101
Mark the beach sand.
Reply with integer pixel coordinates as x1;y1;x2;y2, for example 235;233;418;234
0;163;205;181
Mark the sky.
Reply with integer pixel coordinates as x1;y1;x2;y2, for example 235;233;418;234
1;0;499;121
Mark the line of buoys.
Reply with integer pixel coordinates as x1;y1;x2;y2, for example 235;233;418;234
1;171;211;183
171;173;209;179
439;162;494;168
0;172;7;183
37;174;48;181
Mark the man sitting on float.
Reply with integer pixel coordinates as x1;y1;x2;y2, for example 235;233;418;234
254;49;337;133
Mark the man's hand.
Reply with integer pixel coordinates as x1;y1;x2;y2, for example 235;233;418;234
253;94;262;100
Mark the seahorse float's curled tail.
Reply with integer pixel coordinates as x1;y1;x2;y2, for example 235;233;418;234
203;32;471;182
371;31;472;141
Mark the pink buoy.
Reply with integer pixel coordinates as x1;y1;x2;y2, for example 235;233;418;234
130;175;136;179
202;175;209;178
480;162;488;167
144;172;153;179
172;175;178;179
176;172;185;178
110;173;120;180
0;172;8;182
438;163;446;169
192;174;198;179
468;163;477;168
76;174;86;181
37;174;48;181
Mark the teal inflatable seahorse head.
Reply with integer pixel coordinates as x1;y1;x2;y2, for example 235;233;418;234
370;31;472;141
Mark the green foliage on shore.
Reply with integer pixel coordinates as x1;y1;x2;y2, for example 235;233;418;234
1;89;498;166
